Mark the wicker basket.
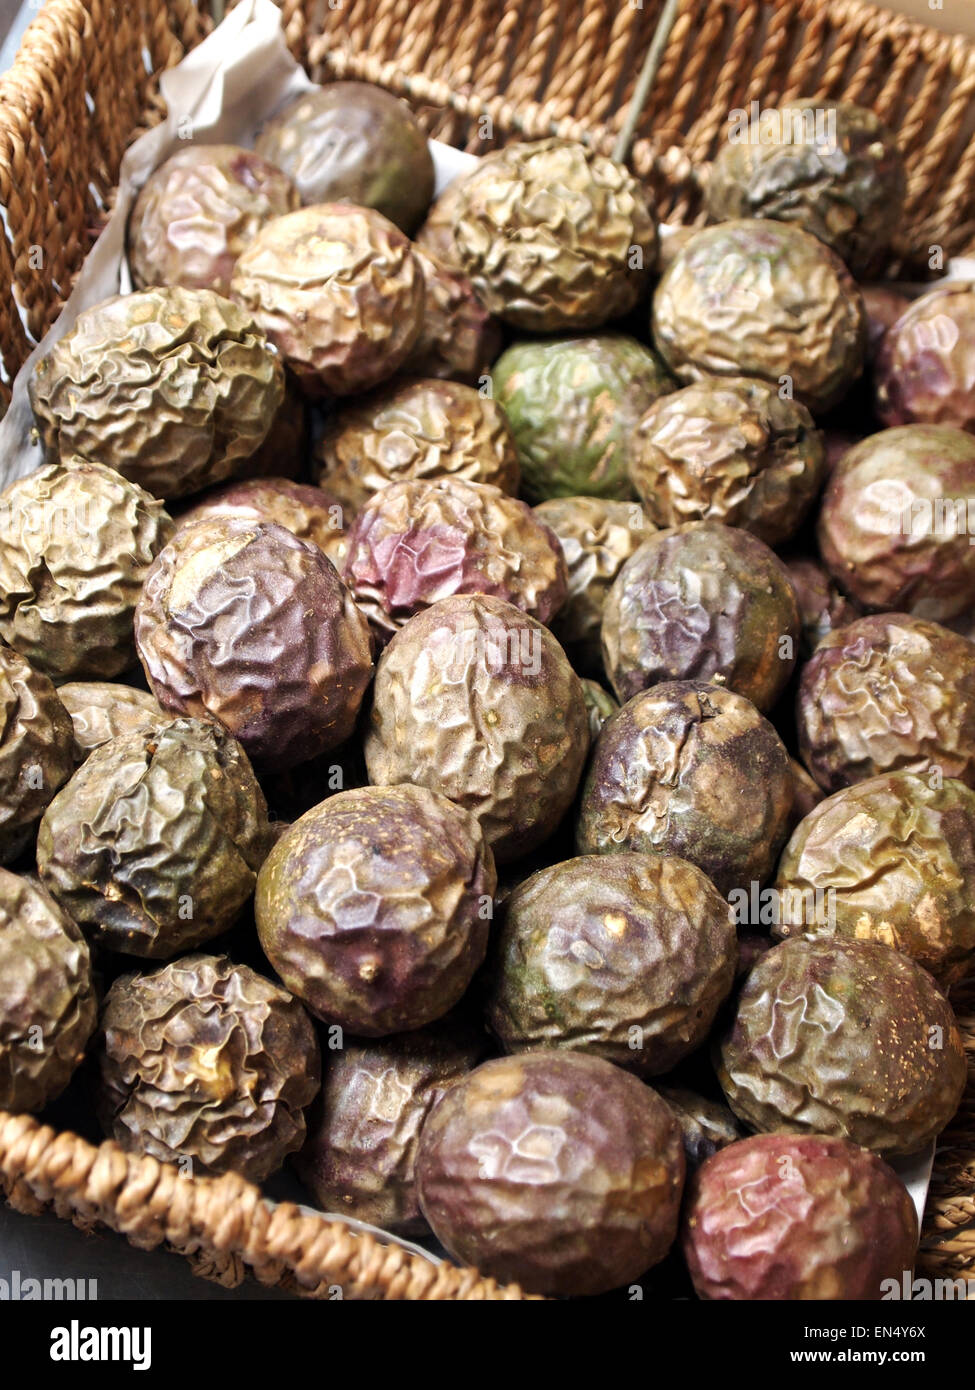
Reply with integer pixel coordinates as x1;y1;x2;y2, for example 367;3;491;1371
0;0;974;1300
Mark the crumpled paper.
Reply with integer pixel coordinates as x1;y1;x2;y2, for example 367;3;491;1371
0;0;942;1235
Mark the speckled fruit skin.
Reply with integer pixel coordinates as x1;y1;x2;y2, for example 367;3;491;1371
416;1051;685;1296
128;144;300;296
659;1088;742;1170
29;287;285;501
176;476;347;566
629;378;826;545
342;476;567;644
452;139;658;332
773;771;975;985
292;1019;487;1234
576;680;793;895
652;220;866;415
817;425;975;620
135;516;373;771
717;936;966;1156
580;678;618;739
365;595;589;863
256;784;495;1035
57;683;165;755
0;644;75;866
796;612;975;791
601;521;800;710
37;717;270;959
492;334;674;502
683;1133;918;1300
0;459;174;681
96;954;320;1181
876;282;975;430
405;248;502;385
533;497;651;673
316;376;519;513
783;553;861;657
255;82;434;233
705;101;906;278
0;868;95;1112
486;853;737;1075
230;204;423;397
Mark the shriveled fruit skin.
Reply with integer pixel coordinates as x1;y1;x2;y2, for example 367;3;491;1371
492;334;674;502
629;378;826;545
783;553;861;657
797;612;975;791
230;204;423;397
576;680;793;895
255;82;434;233
37;717;270;958
404;247;502;385
705;101;906;277
861;283;911;362
29;287;284;500
452;140;658;332
486;852;737;1075
316;377;519;513
0;459;174;681
292;1019;487;1233
0;867;95;1112
876;282;975;430
365;595;589;863
416;1051;685;1296
659;1087;743;1170
818;425;975;620
601;521;799;710
0;645;75;865
413;172;476;272
96;954;320;1181
135;517;373;770
176;476;346;566
773;771;975;985
580;678;618;739
57;682;165;755
343;477;567;644
128;144;299;296
683;1133;917;1300
533;497;651;672
652;220;866;415
256;784;495;1035
717;936;966;1156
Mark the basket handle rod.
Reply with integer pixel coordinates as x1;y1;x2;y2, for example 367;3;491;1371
613;0;682;165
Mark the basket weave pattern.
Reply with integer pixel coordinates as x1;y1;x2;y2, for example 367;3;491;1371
0;0;973;1299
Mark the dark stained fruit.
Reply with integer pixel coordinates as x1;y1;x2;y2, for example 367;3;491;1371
415;1051;685;1296
292;1019;487;1233
256;784;495;1036
57;682;165;754
0;644;76;865
365;595;589;863
128;144;299;296
404;247;502;385
0;867;95;1112
576;680;793;895
492;334;675;502
342;477;567;644
875;282;975;430
652;220;866;415
773;771;975;985
817;425;975;621
683;1133;918;1300
37;717;270;958
29;287;285;501
783;553;861;657
717;936;966;1156
135;516;373;770
255;82;434;234
96;953;320;1181
230;204;424;397
601;521;800;710
629;378;826;546
0;459;174;681
787;756;824;832
485;853;737;1075
659;1088;743;1170
796;612;975;791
